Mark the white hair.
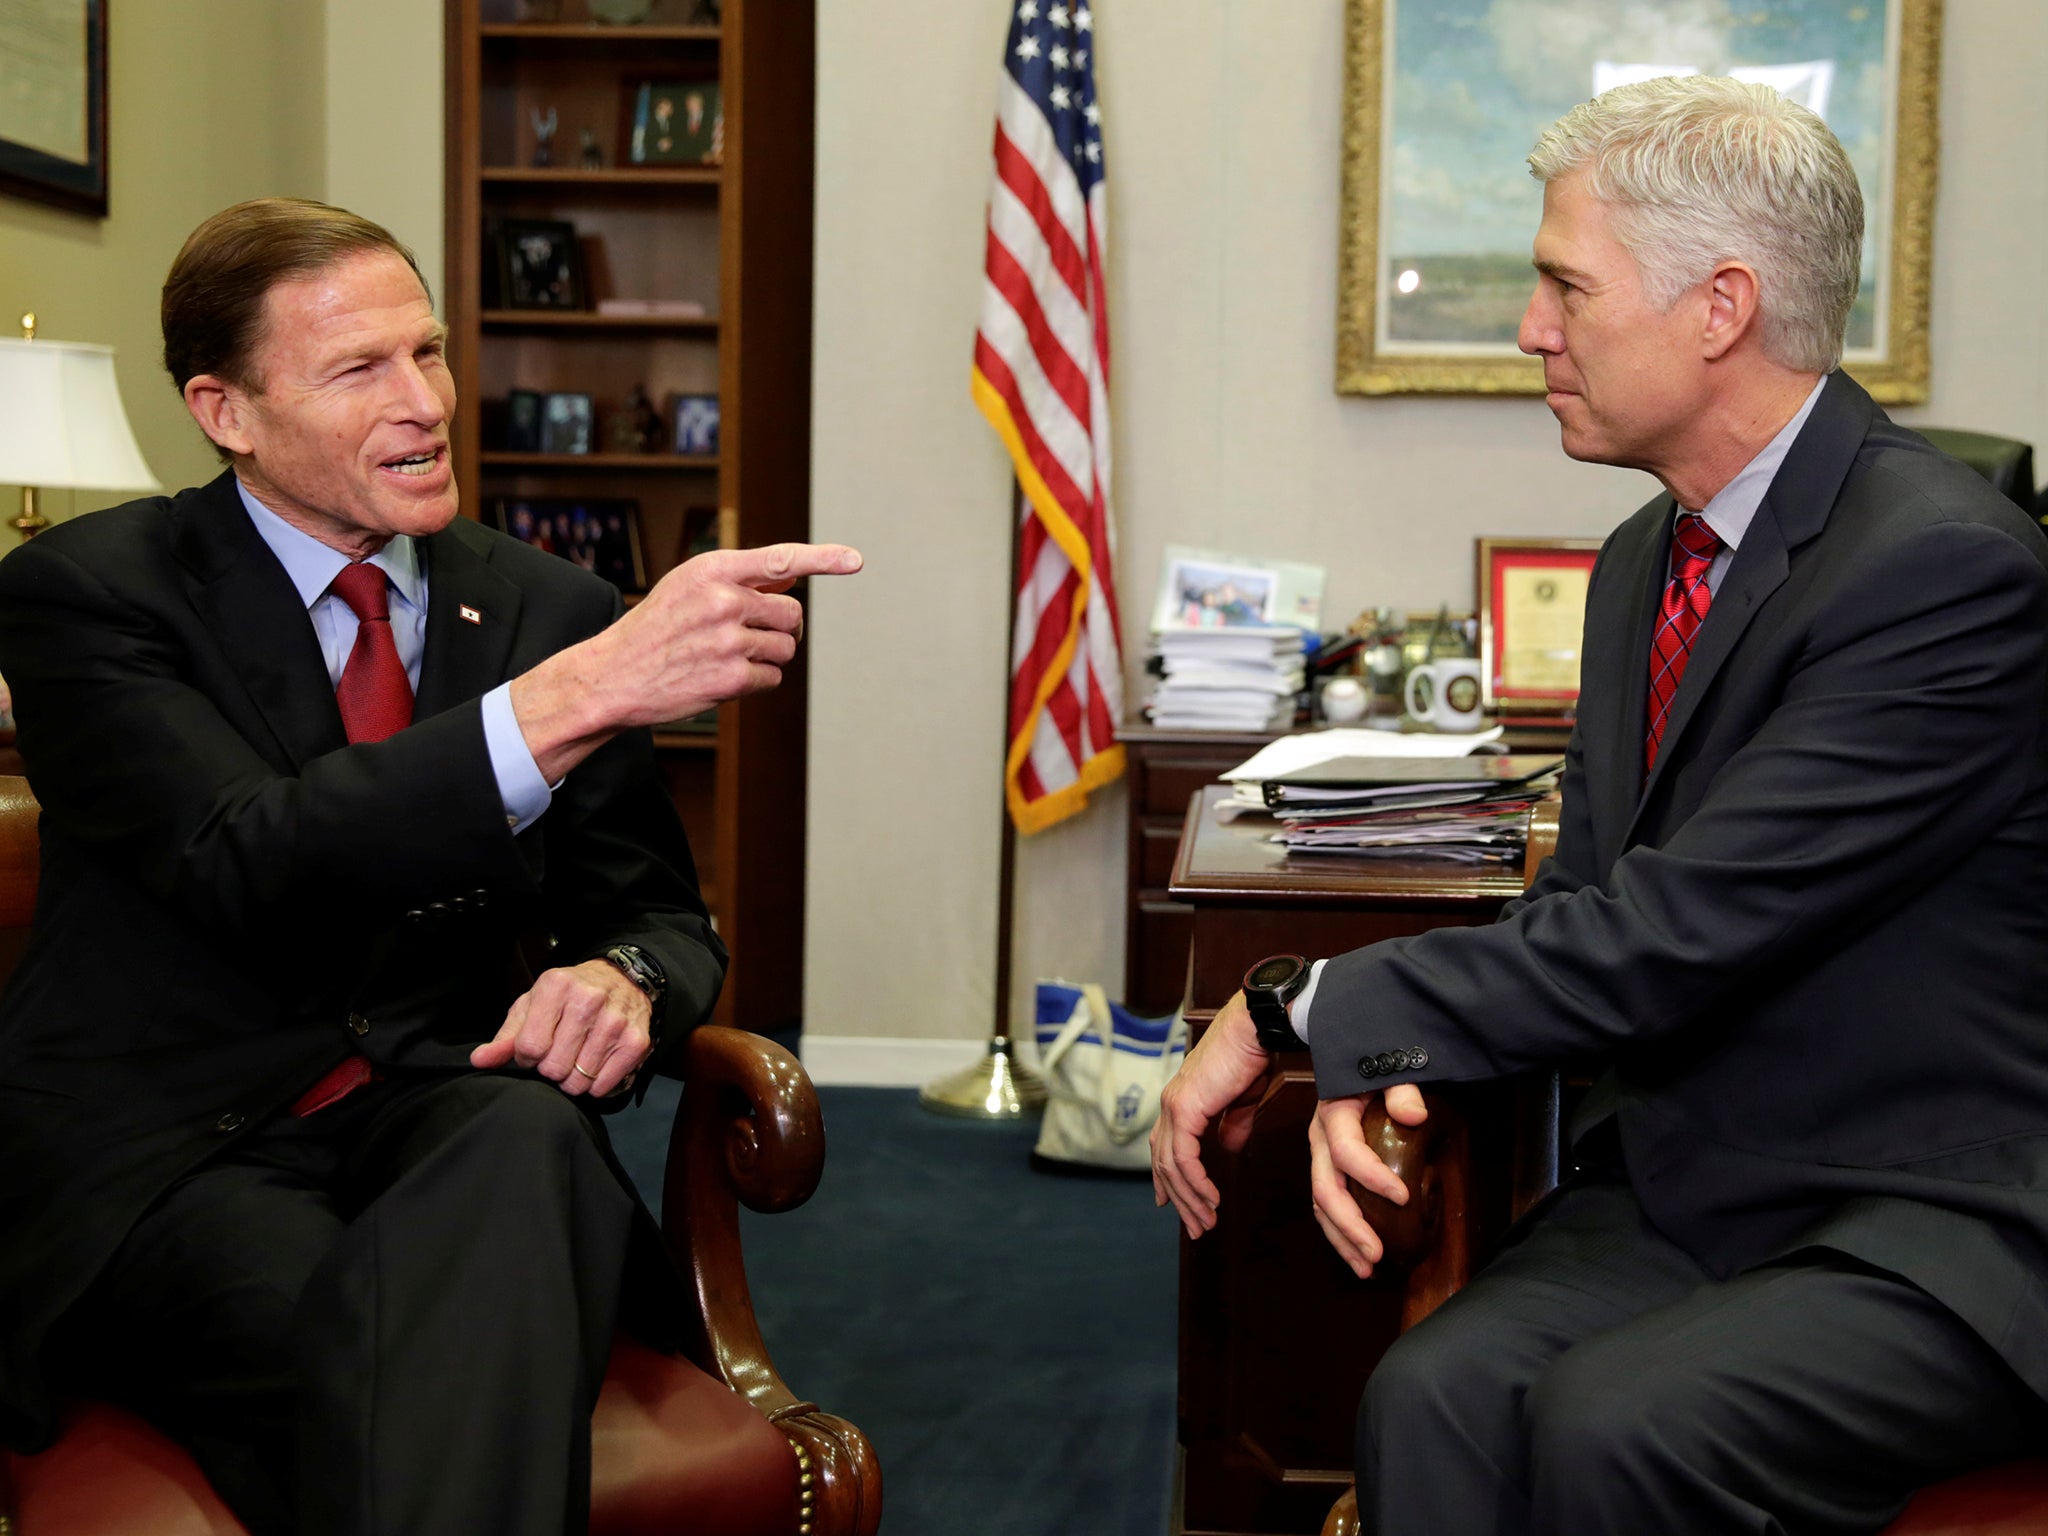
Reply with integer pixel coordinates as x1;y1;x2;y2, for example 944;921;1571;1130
1527;75;1864;374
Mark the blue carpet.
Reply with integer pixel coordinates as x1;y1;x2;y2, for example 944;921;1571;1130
610;1079;1179;1536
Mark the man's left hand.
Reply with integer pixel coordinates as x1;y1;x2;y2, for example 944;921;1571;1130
1150;992;1274;1238
470;959;651;1098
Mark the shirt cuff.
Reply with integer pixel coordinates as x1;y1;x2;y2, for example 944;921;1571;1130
481;682;554;834
1287;957;1328;1044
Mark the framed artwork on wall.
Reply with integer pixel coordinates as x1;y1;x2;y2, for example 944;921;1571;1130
0;0;108;216
1335;0;1941;403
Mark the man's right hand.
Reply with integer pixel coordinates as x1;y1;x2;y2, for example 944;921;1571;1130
1308;1086;1426;1279
512;542;862;783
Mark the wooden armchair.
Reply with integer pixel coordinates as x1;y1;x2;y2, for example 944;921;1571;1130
0;776;880;1536
1316;795;2048;1536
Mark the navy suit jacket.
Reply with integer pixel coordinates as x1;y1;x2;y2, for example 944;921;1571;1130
0;471;725;1445
1310;372;2048;1395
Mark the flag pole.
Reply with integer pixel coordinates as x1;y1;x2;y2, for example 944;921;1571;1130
919;482;1048;1119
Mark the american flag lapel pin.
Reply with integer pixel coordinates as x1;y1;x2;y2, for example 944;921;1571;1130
458;604;483;625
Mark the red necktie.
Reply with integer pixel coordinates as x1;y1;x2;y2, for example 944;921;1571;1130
330;562;415;744
292;562;411;1117
1645;513;1720;772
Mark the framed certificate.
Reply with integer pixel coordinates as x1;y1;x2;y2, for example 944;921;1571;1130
0;0;107;216
1477;537;1602;720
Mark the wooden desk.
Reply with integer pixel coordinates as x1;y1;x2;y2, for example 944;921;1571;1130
1118;722;1572;1017
1170;782;1559;1536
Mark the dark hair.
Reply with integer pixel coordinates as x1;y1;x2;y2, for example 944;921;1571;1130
161;197;428;396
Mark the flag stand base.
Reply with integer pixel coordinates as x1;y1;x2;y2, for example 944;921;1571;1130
918;1036;1047;1120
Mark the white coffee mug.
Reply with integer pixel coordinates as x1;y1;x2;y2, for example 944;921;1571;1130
1404;658;1485;732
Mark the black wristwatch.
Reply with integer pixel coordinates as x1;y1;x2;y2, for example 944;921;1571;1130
1242;953;1311;1052
601;943;668;1037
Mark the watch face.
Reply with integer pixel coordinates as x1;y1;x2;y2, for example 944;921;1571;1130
1247;955;1303;991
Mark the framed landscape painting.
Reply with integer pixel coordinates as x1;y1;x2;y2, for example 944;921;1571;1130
1336;0;1941;402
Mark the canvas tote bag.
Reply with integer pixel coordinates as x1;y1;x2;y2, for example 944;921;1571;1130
1032;981;1188;1172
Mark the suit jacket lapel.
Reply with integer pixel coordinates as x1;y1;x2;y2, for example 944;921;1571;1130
1628;372;1876;826
414;517;522;720
175;472;346;768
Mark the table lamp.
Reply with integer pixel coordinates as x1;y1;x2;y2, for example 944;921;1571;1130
0;312;161;540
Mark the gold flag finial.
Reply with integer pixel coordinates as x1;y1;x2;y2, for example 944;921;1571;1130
19;312;34;340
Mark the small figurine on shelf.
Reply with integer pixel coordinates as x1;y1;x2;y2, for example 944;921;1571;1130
606;385;665;455
530;106;558;168
579;128;603;171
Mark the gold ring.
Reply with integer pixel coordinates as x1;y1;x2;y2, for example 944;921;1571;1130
573;1063;598;1080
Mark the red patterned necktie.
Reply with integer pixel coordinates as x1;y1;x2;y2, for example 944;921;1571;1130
292;561;411;1118
330;562;415;744
1645;513;1721;772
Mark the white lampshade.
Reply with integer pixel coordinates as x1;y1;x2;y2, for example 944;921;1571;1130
0;336;160;493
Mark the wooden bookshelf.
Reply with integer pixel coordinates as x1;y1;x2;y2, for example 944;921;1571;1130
446;0;817;1034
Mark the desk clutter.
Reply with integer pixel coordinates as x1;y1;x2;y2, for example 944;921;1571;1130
1218;731;1560;862
1143;626;1306;731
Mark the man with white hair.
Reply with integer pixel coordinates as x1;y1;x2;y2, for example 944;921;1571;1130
1155;76;2048;1533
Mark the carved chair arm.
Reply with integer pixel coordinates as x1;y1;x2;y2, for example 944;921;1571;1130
660;1026;882;1534
661;1025;823;1414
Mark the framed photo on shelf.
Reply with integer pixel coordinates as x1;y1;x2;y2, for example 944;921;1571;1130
1150;545;1326;633
628;80;723;165
1476;537;1603;719
501;389;543;452
538;392;594;455
670;393;720;455
494;218;586;311
491;498;648;593
0;0;106;216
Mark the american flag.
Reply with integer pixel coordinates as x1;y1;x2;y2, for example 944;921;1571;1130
972;0;1124;835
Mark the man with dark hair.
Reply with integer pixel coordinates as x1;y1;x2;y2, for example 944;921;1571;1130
1155;77;2048;1535
0;197;860;1535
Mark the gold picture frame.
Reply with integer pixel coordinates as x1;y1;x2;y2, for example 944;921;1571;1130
1477;537;1603;720
1336;0;1942;403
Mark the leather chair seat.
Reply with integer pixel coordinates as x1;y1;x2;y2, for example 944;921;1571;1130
1880;1459;2048;1536
3;1337;799;1536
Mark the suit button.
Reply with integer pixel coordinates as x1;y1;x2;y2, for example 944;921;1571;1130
215;1112;246;1134
1358;1057;1380;1079
404;908;424;922
1408;1048;1429;1070
1376;1052;1400;1075
427;901;450;918
471;888;489;906
347;1013;371;1037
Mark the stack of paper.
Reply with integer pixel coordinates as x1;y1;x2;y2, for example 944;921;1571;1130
1260;757;1561;860
1144;627;1305;732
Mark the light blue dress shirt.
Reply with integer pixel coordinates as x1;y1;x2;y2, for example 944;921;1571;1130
235;480;553;833
1288;373;1833;1043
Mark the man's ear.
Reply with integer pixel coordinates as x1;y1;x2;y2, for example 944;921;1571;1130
182;374;255;458
1701;261;1762;361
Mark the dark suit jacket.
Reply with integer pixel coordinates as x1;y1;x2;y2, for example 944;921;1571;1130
1311;372;2048;1396
0;471;726;1445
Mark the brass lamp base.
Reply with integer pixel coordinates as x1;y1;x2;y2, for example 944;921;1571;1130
918;1036;1047;1120
13;485;46;540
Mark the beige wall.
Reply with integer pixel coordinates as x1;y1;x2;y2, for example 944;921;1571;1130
0;0;328;537
324;0;445;302
805;0;2048;1063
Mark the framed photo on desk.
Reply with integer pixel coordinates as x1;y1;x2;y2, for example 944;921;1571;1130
1477;537;1601;721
